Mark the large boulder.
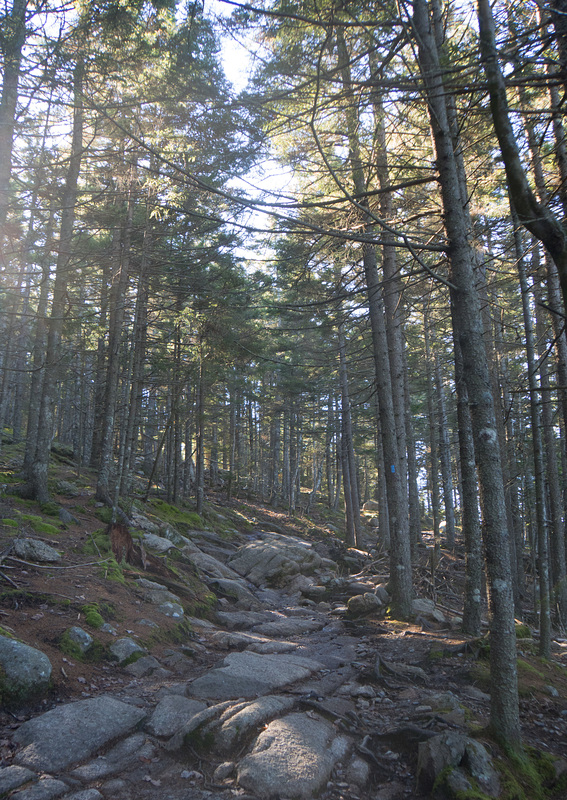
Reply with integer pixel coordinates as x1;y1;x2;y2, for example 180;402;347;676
237;712;350;799
13;539;61;563
417;733;500;797
13;696;146;772
228;533;325;587
188;651;324;700
0;635;52;706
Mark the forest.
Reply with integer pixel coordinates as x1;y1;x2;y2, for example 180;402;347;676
1;0;567;755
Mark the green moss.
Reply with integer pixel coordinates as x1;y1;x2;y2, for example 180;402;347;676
515;623;532;639
102;557;127;584
94;506;113;524
82;530;111;556
517;658;544;679
59;630;107;663
32;521;60;535
0;625;15;638
1;518;18;527
0;471;18;484
120;650;144;667
433;767;490;800
149;499;203;529
81;604;104;629
19;513;61;534
40;501;61;517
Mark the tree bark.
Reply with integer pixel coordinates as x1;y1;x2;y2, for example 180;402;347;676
477;0;567;312
22;59;84;503
412;0;520;747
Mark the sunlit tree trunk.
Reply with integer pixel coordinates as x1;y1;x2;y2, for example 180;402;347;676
412;0;520;747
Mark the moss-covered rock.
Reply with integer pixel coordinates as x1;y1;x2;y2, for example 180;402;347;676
0;634;52;707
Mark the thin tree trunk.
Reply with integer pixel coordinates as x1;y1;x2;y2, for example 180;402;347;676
22;60;84;503
535;284;567;627
338;322;361;547
336;28;412;617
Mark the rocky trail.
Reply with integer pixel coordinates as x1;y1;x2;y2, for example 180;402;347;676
1;488;567;800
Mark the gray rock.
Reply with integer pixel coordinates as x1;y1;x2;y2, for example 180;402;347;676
63;791;103;800
215;610;282;630
135;578;180;606
347;593;383;616
11;779;68;800
346;581;376;595
362;500;380;511
166;701;236;751
0;635;52;705
109;637;146;664
160;525;192;546
213;762;236;782
229;534;324;587
0;765;36;794
130;511;159;534
237;712;351;799
300;585;327;600
178;542;202;559
412;598;446;623
417;732;498;795
417;732;467;792
444;767;473;796
66;627;93;654
215;695;296;753
99;623;117;635
210;630;298;654
347;755;371;787
55;480;82;497
207;578;260;609
429;691;461;711
13;696;147;772
13;538;61;563
157;602;184;618
187;551;241;580
70;733;155;782
188;651;324;700
141;533;175;553
124;655;162;677
98;779;126;798
463;739;500;797
376;585;391;604
250;618;325;637
146;695;207;737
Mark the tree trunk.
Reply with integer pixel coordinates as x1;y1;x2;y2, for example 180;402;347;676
477;0;567;312
95;155;136;506
0;0;26;233
412;0;520;747
22;60;84;503
336;28;412;617
535;283;567;627
338;322;361;547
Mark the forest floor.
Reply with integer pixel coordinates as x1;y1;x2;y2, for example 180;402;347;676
0;446;566;799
